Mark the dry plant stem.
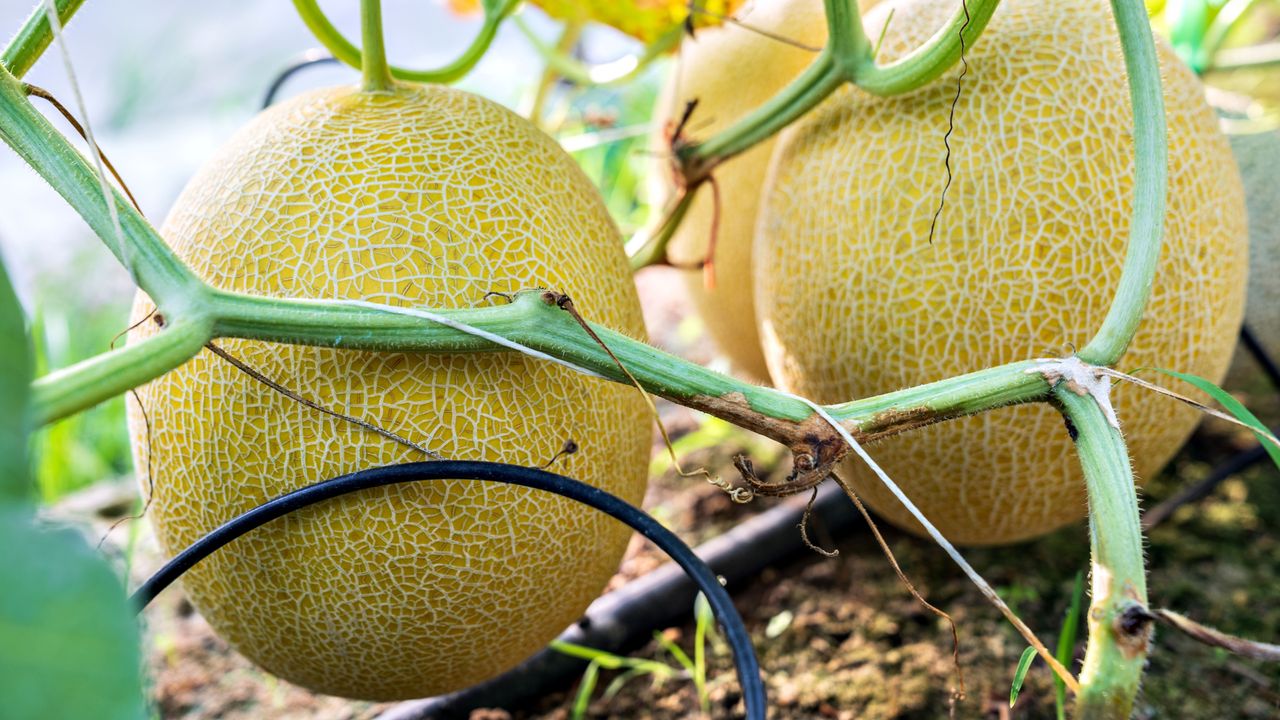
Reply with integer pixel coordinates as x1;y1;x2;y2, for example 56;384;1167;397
1151;609;1280;662
1056;388;1149;720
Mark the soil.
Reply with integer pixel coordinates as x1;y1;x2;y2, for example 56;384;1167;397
66;268;1280;719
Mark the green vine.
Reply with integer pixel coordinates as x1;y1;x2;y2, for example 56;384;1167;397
291;0;519;85
0;0;85;78
359;0;393;92
0;0;1172;716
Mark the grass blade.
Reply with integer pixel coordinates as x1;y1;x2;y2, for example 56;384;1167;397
1010;645;1038;707
1055;571;1085;720
570;661;601;720
654;630;696;675
1152;368;1280;472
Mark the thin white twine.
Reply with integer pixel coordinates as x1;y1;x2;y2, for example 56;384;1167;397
41;0;132;280
338;299;607;380
776;388;1077;689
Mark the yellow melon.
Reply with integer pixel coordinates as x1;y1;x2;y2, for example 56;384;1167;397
128;83;650;699
756;0;1247;544
653;0;880;381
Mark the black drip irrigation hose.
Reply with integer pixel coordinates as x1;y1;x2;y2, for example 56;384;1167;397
384;482;864;719
261;51;340;108
132;461;766;719
1241;324;1280;391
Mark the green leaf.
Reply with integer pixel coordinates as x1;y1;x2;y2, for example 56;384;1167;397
1152;368;1280;473
570;660;601;720
0;505;145;720
0;256;32;502
1010;645;1038;708
1055;571;1086;720
654;630;696;675
1168;0;1211;66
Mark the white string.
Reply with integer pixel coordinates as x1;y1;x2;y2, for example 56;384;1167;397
338;300;607;380
40;0;133;280
776;388;1077;688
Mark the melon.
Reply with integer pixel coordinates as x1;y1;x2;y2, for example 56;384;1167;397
128;83;650;699
756;0;1247;544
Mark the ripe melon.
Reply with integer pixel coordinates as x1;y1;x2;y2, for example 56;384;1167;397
652;0;833;382
756;0;1247;544
128;83;650;699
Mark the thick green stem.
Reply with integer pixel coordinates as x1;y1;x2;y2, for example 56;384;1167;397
683;54;843;167
679;0;1000;186
292;0;516;86
0;0;86;78
852;0;1002;96
1078;0;1167;367
0;66;203;309
31;318;211;426
626;189;696;271
359;0;392;92
1055;387;1149;719
209;289;1056;441
822;0;871;72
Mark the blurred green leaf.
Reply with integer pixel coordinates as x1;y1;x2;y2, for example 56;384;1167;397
1055;571;1086;720
0;505;145;720
1168;0;1212;64
570;660;601;720
0;257;32;502
1153;368;1280;473
1010;645;1038;708
0;257;143;719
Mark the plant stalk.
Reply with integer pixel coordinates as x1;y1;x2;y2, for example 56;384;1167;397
1078;0;1167;367
0;65;204;308
359;0;393;92
30;318;212;427
0;0;86;78
292;0;516;86
1055;387;1149;719
852;0;1002;96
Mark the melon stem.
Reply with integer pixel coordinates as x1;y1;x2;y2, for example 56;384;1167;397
0;0;86;79
360;0;393;93
1056;388;1149;720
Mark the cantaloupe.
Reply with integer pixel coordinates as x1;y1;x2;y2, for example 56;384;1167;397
128;83;650;699
756;0;1247;544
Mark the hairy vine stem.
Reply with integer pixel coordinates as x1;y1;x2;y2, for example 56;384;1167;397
291;0;519;85
359;0;393;93
1;0;1167;716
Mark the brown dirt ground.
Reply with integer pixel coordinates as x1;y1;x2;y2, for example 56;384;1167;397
69;268;1280;719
